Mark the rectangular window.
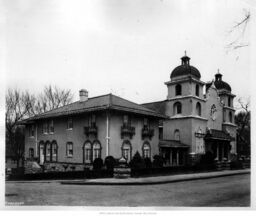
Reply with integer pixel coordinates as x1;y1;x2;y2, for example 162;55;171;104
49;120;54;133
143;118;148;126
43;122;48;134
67;117;73;130
67;142;73;157
29;125;35;137
29;148;34;158
89;114;96;127
93;149;100;160
123;115;131;126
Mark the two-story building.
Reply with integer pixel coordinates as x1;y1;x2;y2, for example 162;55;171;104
21;92;167;172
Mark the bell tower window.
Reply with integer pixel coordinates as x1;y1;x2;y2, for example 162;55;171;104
175;84;182;96
173;102;182;115
196;84;199;97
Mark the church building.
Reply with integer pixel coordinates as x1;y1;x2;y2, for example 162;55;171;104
21;53;237;172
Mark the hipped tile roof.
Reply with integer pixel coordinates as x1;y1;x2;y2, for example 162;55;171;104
20;94;167;124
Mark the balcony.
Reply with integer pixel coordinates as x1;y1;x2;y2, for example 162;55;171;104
84;125;98;137
121;125;135;139
141;126;154;140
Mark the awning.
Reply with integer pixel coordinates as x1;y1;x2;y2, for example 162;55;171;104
204;129;231;141
159;140;189;148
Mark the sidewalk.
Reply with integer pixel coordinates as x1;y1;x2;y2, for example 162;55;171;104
60;169;250;186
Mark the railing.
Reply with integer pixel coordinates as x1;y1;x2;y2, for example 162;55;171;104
84;125;98;137
121;125;135;139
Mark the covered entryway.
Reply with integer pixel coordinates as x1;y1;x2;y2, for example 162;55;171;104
204;129;232;161
159;140;189;166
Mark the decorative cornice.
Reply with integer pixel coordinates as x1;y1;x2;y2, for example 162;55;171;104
165;77;205;86
222;122;237;127
167;95;206;102
169;115;208;121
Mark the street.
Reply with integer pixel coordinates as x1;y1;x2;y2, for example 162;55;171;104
5;174;250;207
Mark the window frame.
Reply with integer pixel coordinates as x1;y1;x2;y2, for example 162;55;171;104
49;120;54;134
142;142;151;158
174;129;180;141
195;84;199;97
173;102;182;115
196;102;202;116
67;117;73;130
92;141;101;162
175;84;182;96
66;142;73;157
29;148;34;158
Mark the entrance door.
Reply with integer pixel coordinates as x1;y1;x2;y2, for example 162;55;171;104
39;144;44;165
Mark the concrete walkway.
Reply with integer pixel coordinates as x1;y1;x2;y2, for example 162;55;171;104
60;169;250;185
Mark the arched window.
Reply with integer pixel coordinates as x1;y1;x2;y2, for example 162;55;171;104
174;129;180;141
175;84;182;96
83;141;92;163
92;141;101;161
229;112;233;123
173;102;182;115
45;141;51;162
122;140;132;162
196;84;199;96
142;142;151;158
51;141;58;162
196;102;202;116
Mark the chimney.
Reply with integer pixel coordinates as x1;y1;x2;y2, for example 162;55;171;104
79;89;88;102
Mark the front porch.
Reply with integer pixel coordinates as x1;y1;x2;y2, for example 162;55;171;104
204;129;232;162
159;140;189;167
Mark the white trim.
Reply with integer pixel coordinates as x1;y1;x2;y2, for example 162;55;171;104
170;115;208;121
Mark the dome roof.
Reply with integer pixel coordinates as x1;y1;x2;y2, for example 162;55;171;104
206;72;232;92
170;55;201;79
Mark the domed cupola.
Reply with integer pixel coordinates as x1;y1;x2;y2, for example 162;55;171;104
170;52;201;80
213;70;231;92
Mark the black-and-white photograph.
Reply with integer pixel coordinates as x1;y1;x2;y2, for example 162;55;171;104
1;0;254;210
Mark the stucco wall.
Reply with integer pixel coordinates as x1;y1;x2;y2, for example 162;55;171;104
109;111;159;160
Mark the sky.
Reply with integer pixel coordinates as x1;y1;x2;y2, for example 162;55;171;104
2;0;255;108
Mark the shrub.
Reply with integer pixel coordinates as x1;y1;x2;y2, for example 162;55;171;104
129;151;145;169
152;155;164;168
230;160;244;170
200;151;215;164
144;157;152;168
104;156;116;170
93;158;103;170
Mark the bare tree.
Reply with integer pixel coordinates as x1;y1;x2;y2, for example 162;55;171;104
5;89;35;168
235;98;250;157
5;85;74;168
33;85;74;114
226;9;250;52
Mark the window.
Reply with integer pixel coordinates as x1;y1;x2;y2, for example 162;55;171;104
196;102;202;116
46;142;51;161
173;102;182;115
228;97;231;107
174;129;180;141
122;141;131;162
84;142;91;163
143;118;148;126
123;115;131;126
67;117;73;130
89;114;96;127
49;120;54;133
43;122;48;134
196;84;199;96
29;125;35;137
229;112;233;123
67;142;73;157
93;142;101;161
159;127;163;140
142;142;151;158
29;148;34;158
175;84;182;96
52;141;57;162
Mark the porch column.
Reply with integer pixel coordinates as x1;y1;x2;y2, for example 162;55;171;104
222;143;225;161
216;143;219;160
170;149;172;166
176;149;179;166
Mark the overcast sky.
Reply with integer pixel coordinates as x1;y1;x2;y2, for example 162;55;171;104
3;0;255;107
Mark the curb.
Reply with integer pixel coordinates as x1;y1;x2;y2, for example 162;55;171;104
60;170;250;186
